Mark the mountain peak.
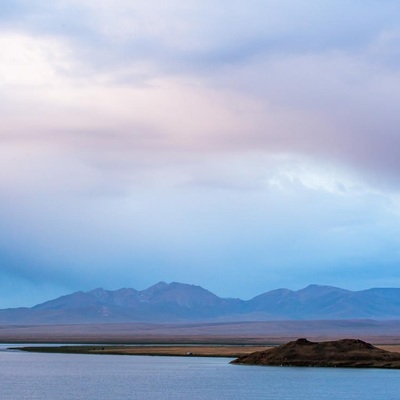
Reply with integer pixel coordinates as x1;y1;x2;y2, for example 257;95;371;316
303;284;337;290
147;281;168;290
298;284;349;293
88;287;108;295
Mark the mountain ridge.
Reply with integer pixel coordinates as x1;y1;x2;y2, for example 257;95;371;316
2;282;400;324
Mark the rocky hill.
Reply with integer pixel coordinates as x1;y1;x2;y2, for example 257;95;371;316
231;338;400;368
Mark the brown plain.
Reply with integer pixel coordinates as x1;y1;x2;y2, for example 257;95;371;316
3;321;400;345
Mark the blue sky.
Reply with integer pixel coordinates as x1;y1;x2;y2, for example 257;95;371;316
1;0;400;307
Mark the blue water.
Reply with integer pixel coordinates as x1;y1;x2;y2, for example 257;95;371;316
1;346;399;399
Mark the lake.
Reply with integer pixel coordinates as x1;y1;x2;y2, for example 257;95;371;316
1;345;399;399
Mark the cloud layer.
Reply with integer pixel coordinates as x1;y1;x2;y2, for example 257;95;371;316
1;0;400;307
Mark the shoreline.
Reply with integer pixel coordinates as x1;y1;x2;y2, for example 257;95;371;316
11;344;271;358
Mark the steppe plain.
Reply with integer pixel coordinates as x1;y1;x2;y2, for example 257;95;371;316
4;320;400;358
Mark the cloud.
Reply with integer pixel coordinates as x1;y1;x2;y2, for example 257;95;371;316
2;1;399;73
1;1;400;192
1;0;400;306
1;152;399;305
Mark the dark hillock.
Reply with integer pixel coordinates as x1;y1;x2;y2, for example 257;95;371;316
231;338;400;368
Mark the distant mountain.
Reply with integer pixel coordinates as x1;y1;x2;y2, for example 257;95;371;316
1;282;400;324
28;282;242;323
245;284;400;319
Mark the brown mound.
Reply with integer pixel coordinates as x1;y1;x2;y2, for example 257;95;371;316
231;338;400;368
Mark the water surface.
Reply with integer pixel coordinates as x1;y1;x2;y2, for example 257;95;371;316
1;347;398;399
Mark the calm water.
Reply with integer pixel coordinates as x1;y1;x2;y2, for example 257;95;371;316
1;346;399;400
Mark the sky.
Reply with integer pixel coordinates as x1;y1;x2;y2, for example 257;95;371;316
1;0;400;308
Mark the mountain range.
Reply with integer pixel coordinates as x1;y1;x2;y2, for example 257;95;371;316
2;282;400;324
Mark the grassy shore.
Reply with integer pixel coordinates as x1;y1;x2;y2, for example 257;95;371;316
12;344;271;357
